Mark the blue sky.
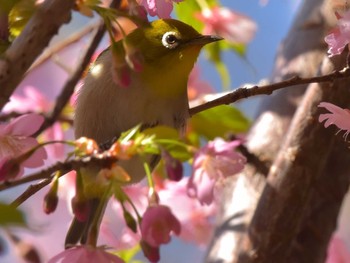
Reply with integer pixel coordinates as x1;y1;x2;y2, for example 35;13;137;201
198;1;302;118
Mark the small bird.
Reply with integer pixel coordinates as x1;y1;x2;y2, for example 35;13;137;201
65;19;221;247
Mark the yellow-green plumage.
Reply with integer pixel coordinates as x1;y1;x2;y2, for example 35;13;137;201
66;19;221;247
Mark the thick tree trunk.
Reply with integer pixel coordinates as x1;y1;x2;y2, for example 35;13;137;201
239;54;350;263
205;1;337;262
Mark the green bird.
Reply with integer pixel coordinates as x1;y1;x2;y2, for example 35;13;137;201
65;19;221;247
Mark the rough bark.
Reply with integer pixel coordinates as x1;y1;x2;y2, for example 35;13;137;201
205;0;336;262
0;0;75;110
239;54;350;263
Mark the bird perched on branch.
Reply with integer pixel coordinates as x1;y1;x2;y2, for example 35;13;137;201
65;18;221;247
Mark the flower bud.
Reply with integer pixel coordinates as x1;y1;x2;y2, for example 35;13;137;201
123;210;137;233
111;43;131;88
162;150;183;182
108;140;135;160
123;40;144;72
75;137;99;155
43;173;60;214
43;190;59;214
140;240;160;263
128;1;148;22
0;158;20;182
71;195;90;222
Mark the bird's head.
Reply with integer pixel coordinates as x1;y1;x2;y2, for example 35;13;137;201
126;20;218;70
122;19;222;96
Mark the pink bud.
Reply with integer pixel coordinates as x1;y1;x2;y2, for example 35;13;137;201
162;150;183;181
0;158;20;181
71;196;90;222
123;41;144;72
140;240;160;263
43;191;59;214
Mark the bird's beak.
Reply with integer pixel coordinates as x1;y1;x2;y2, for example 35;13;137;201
186;35;223;46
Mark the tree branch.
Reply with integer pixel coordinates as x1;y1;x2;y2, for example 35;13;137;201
34;0;123;136
0;155;119;207
27;21;100;73
0;0;75;110
33;19;107;136
190;68;350;116
238;54;350;263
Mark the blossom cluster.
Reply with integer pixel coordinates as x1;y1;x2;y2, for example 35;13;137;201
0;0;258;262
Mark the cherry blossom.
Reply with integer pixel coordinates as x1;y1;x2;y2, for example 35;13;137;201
138;0;183;18
48;246;124;263
141;204;181;247
318;102;350;140
325;10;350;56
187;66;214;100
326;235;350;263
196;7;257;44
99;185;148;250
4;86;65;159
158;178;216;246
0;113;47;180
188;138;246;205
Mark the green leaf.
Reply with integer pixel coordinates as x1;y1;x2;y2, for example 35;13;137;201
142;126;191;161
142;126;179;140
189;105;250;140
0;202;26;226
205;42;230;88
174;0;202;32
9;0;37;38
115;245;141;262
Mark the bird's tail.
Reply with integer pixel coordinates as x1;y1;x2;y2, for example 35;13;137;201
65;198;108;248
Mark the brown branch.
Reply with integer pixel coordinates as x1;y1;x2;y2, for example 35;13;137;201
28;22;100;72
0;0;75;110
189;68;350;116
33;19;106;136
34;0;122;136
0;155;118;192
1;155;119;207
238;54;350;263
11;179;52;208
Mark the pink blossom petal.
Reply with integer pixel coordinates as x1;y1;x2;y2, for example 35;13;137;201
188;169;216;205
319;102;349;115
8;114;44;136
326;235;350;263
139;0;183;18
48;246;125;263
318;102;350;133
155;0;173;18
141;205;181;247
196;7;256;44
188;138;246;205
158;178;216;246
325;10;350;57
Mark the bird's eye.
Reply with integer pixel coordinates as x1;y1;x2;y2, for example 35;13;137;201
162;32;180;49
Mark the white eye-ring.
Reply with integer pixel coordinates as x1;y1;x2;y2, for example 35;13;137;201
162;31;180;49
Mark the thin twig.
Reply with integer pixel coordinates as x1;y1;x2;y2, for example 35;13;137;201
34;0;123;136
189;67;350;116
11;179;52;207
0;0;75;110
33;20;107;137
4;155;119;207
27;22;100;72
0;155;118;192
